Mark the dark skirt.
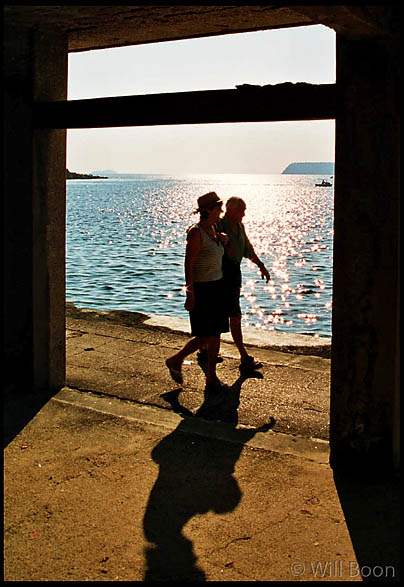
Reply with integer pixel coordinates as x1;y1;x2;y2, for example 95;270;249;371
189;278;229;337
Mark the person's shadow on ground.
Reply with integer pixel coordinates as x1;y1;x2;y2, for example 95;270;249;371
142;371;275;581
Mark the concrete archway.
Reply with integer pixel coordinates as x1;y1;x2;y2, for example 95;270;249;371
3;6;399;472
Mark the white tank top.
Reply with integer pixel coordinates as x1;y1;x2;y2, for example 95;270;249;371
189;224;224;282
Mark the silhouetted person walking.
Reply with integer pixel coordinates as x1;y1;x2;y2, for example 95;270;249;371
165;192;229;391
216;197;270;373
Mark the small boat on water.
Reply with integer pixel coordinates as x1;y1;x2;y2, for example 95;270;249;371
315;179;332;187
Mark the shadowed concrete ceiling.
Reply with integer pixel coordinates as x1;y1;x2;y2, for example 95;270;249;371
4;5;398;52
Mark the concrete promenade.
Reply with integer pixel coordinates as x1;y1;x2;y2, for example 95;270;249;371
4;305;400;581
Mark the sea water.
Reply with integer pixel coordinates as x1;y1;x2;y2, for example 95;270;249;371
66;173;334;337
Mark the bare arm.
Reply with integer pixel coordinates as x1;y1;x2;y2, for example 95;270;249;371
184;226;201;311
249;249;271;282
245;232;271;283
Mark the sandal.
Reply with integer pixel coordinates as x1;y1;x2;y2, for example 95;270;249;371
165;359;183;384
239;356;263;373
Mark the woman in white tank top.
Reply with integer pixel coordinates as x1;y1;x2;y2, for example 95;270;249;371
165;192;229;391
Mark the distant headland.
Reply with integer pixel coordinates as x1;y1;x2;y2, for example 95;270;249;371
282;162;334;175
66;169;108;179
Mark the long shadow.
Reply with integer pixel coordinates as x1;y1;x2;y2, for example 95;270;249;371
143;372;275;581
333;471;400;582
3;386;57;447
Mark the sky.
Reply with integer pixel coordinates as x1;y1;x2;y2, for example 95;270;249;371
67;25;335;175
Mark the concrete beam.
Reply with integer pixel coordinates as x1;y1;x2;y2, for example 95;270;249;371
34;83;336;129
330;35;400;472
4;28;68;392
4;6;313;53
4;5;399;53
32;32;68;390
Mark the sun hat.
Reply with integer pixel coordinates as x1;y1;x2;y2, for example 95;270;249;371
195;192;223;212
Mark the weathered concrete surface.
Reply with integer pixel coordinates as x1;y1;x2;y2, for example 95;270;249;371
64;304;331;440
4;306;400;581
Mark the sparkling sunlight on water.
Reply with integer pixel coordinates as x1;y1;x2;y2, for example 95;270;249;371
66;174;333;337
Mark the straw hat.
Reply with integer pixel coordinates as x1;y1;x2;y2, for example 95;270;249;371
195;192;223;212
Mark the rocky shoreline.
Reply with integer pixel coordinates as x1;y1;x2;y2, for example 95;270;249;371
66;169;108;179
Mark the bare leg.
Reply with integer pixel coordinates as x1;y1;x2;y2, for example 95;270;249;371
167;337;202;367
205;335;221;385
230;316;249;361
166;335;223;386
166;337;203;383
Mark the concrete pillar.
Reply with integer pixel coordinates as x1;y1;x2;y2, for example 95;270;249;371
330;35;400;471
4;28;67;391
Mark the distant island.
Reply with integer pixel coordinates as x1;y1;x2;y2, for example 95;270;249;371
66;169;108;179
282;162;335;175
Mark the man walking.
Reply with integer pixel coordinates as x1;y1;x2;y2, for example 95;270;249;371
216;196;271;373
